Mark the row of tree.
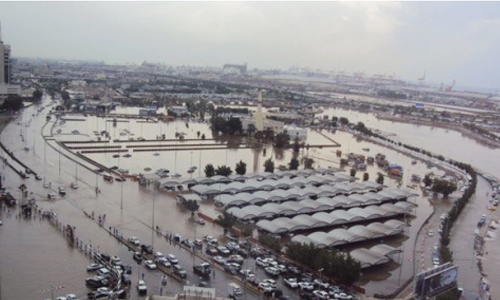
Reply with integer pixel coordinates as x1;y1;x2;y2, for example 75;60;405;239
286;241;361;286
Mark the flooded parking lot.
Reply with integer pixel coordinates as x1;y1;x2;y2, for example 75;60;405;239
1;98;496;298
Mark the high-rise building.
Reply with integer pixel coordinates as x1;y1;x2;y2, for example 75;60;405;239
0;21;12;84
0;21;20;101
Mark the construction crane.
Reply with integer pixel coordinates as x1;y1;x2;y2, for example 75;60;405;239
445;80;456;92
418;70;426;85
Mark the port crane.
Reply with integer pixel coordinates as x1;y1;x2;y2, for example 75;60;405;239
418;70;426;85
445;79;456;92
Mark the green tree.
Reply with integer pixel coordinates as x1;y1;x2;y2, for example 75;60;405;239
289;157;299;170
363;172;369;181
215;165;233;176
274;132;290;148
303;157;314;169
226;117;243;134
33;90;43;101
331;116;339;127
376;173;384;184
1;96;23;111
264;158;275;173
339;117;349;126
423;174;432;187
183;199;200;216
201;134;206;140
292;137;301;153
241;225;253;238
235;160;247;175
216;211;236;234
350;168;357;177
258;234;281;253
432;178;457;198
61;90;70;101
204;164;215;177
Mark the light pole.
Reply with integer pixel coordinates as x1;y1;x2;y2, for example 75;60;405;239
58;143;61;174
152;184;156;248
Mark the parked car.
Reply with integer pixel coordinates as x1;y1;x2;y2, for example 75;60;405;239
87;263;104;272
313;279;330;289
141;244;153;254
298;282;315;291
262;279;277;288
155;257;171;268
128;237;140;246
173;265;187;278
313;290;329;300
167;254;179;264
212;255;226;265
111;256;121;266
256;257;270;267
145;260;157;269
228;254;244;264
217;246;231;256
284;278;299;288
258;282;274;292
85;276;108;289
87;287;110;299
265;267;281;276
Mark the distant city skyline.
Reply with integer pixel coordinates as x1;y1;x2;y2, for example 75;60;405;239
0;2;499;91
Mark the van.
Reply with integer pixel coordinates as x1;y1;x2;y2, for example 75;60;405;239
97;268;111;278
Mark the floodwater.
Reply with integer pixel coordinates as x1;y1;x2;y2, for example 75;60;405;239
0;98;494;298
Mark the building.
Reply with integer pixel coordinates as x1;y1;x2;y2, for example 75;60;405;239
168;105;188;117
284;125;308;140
0;22;11;84
0;22;20;102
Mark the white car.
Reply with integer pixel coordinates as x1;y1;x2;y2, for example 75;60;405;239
167;254;178;264
154;252;164;260
298;281;315;291
262;278;277;288
145;260;157;269
155;257;171;268
338;293;353;300
66;294;78;300
129;237;140;246
284;278;299;288
265;266;280;276
137;280;147;294
314;278;330;289
258;282;274;292
256;257;270;267
313;290;330;300
217;246;230;255
212;255;226;265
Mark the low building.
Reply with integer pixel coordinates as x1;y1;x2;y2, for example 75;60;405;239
0;84;21;102
241;117;284;133
284;125;308;140
168;105;189;116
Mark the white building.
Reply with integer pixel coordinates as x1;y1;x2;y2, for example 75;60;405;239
168;105;189;116
0;84;20;102
241;117;284;133
284;125;308;140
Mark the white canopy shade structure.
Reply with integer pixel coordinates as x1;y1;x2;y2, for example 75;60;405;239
289;221;406;249
350;247;393;269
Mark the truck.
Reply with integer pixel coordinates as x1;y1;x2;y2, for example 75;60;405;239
193;262;212;277
227;282;243;300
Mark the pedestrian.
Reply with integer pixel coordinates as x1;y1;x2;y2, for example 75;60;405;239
142;273;145;280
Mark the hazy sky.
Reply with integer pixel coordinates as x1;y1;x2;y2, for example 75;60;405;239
0;2;499;90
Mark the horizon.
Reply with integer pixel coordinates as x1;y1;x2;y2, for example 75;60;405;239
1;2;499;91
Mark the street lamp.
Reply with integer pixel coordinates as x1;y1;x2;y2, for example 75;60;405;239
318;268;324;282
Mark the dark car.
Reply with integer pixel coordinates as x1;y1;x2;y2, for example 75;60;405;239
237;248;249;258
85;276;108;289
206;247;218;256
300;292;318;300
264;289;283;298
100;253;111;262
141;244;153;255
288;265;302;276
133;252;143;263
